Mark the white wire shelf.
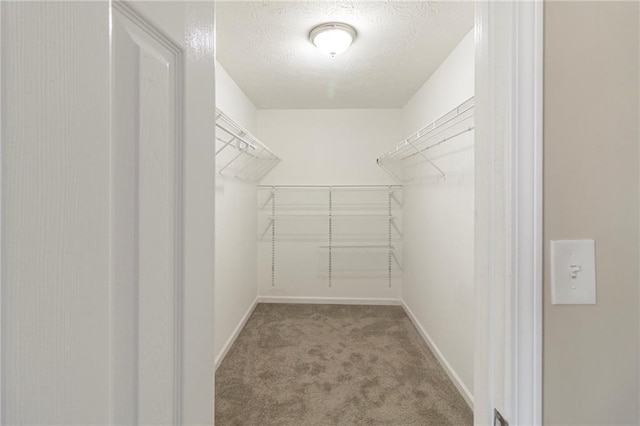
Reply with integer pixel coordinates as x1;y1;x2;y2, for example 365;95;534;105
318;243;396;249
377;97;475;182
257;185;403;286
258;236;403;243
215;108;281;182
258;220;403;242
257;185;403;211
267;214;397;219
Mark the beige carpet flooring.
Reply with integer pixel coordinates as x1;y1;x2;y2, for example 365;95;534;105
215;304;473;425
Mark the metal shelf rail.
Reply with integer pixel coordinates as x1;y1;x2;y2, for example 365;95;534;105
257;185;403;287
376;97;475;182
215;108;281;182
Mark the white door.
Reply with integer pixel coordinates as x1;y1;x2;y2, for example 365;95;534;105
1;1;216;424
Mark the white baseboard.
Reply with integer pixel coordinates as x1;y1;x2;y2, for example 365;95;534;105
401;300;474;409
214;298;258;371
257;296;401;306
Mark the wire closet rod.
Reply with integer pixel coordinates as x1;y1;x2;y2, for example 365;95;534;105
215;108;281;182
377;96;475;163
215;109;279;157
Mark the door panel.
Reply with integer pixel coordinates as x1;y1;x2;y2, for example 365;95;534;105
124;3;217;422
1;2;111;423
111;4;183;424
1;1;215;424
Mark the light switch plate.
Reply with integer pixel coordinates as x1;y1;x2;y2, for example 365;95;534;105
550;240;596;305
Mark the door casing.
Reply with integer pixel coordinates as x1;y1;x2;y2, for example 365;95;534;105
0;1;543;424
474;1;544;425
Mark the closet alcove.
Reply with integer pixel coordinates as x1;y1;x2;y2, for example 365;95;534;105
213;2;475;424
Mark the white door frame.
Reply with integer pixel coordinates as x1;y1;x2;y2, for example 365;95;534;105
0;0;541;424
0;4;3;423
474;1;543;425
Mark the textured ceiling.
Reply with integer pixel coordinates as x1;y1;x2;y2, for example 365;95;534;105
216;1;474;109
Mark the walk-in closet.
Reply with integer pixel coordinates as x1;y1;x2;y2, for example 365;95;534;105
213;2;475;424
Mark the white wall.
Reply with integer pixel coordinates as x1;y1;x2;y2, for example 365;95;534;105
403;31;474;132
216;61;257;134
400;30;475;404
214;61;259;366
256;109;402;301
259;109;400;186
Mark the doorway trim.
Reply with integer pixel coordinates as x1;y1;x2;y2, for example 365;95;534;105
474;1;543;425
0;3;3;423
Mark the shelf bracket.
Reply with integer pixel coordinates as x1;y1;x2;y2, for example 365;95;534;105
260;191;275;209
391;251;402;271
376;159;403;183
259;219;274;241
390;190;402;207
408;141;446;179
215;135;238;156
391;219;403;238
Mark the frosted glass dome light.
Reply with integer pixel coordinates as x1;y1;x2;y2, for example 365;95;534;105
309;23;357;58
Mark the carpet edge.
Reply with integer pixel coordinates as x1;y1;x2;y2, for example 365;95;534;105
401;300;475;409
214;298;259;371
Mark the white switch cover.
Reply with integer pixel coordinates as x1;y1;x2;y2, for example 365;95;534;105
551;240;596;305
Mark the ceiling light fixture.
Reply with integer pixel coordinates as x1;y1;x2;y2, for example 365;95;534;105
309;22;357;58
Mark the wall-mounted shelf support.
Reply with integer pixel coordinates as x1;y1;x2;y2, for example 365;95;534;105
260;219;274;241
390;190;403;207
328;188;333;287
391;251;402;271
391;219;403;238
260;190;275;209
271;188;276;287
409;141;446;178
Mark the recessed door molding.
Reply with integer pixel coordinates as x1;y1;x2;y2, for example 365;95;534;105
110;2;185;424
